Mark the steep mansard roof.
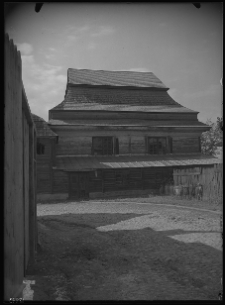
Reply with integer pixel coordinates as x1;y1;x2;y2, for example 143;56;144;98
32;114;58;137
49;69;197;114
67;68;168;88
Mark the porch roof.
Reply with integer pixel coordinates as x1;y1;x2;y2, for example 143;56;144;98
54;154;221;171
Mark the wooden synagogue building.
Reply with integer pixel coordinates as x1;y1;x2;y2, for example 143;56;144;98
33;68;220;201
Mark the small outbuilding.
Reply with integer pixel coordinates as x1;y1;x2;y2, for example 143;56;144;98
32;114;58;194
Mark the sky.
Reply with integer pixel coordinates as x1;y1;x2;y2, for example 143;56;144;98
5;3;222;123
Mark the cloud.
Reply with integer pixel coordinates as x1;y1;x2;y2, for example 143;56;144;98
77;25;90;33
64;25;90;34
48;47;57;52
65;34;80;47
60;25;91;48
17;42;33;55
21;53;67;121
45;54;55;60
183;84;222;99
44;47;60;60
91;26;115;37
67;35;78;41
87;42;97;50
159;22;167;27
63;25;114;48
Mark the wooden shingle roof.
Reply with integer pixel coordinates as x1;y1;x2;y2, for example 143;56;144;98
50;86;197;113
67;68;168;88
32;114;58;137
49;68;198;114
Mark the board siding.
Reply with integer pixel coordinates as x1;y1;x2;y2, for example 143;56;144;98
172;137;200;153
68;168;173;196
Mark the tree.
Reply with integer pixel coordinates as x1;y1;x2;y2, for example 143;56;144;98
216;116;223;132
200;118;223;155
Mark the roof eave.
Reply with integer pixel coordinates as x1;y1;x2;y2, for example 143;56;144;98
48;109;199;114
66;83;169;91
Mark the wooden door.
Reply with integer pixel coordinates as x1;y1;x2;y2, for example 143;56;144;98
70;172;89;199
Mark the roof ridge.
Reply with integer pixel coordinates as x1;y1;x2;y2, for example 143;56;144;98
68;68;154;73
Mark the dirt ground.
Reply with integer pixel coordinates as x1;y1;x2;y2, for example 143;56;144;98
24;196;223;301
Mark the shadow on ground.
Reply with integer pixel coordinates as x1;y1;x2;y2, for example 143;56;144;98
28;213;222;301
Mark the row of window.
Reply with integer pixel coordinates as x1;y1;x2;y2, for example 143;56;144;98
92;136;172;155
37;136;198;156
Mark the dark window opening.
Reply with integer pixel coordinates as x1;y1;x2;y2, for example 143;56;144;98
168;136;173;153
115;138;119;155
148;137;169;155
92;137;113;155
37;142;45;155
198;137;201;153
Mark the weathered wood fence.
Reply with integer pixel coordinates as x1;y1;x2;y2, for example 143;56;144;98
173;163;223;202
4;34;37;300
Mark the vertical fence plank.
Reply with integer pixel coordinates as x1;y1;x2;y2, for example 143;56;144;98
172;164;222;202
4;34;37;301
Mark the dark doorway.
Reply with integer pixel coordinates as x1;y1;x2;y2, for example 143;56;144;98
69;172;89;199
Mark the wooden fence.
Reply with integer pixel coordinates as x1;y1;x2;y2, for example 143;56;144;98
173;163;223;202
4;34;37;301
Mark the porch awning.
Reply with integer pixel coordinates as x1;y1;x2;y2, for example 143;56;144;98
54;154;221;171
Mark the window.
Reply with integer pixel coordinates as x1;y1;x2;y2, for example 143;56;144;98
147;137;172;155
37;142;45;155
115;138;119;155
92;137;113;155
115;170;129;187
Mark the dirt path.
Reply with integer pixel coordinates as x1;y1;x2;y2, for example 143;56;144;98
24;199;222;300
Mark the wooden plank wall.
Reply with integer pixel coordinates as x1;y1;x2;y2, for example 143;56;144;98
36;138;52;193
173;167;202;185
54;129;201;157
89;168;173;194
29;126;37;263
52;170;69;193
4;34;37;301
23;113;29;273
173;164;223;201
56;134;92;155
118;136;130;154
172;137;200;153
131;136;145;154
89;171;103;193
